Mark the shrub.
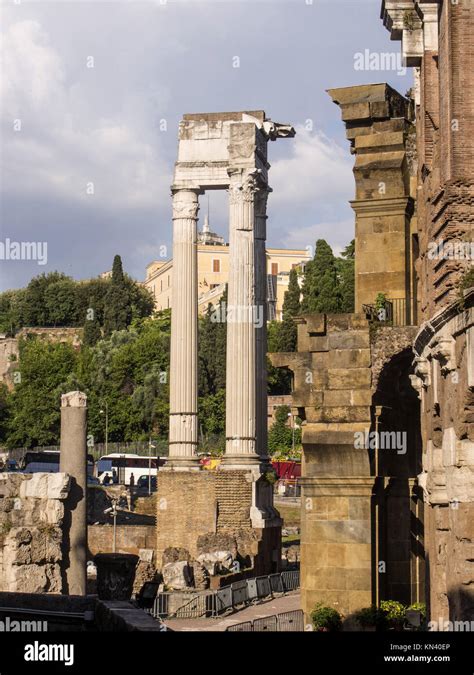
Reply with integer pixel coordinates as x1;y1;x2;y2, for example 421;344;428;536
407;602;426;621
354;606;388;630
310;603;342;632
381;600;406;628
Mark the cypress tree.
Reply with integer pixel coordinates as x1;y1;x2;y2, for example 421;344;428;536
277;267;301;352
83;313;102;346
103;255;132;336
338;239;355;313
301;239;342;314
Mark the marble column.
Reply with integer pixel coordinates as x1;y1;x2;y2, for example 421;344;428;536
223;170;263;467
167;188;200;469
60;391;87;596
255;186;271;463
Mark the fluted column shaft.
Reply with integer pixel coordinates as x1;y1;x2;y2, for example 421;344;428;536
255;187;270;462
167;189;200;468
223;170;264;466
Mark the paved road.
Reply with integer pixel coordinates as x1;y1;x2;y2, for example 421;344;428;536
164;592;301;632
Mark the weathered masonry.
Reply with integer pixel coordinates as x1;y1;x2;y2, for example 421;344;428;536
157;112;294;574
273;0;474;626
381;0;474;623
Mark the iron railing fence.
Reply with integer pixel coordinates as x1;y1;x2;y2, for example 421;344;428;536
362;297;413;327
148;570;300;620
227;609;304;633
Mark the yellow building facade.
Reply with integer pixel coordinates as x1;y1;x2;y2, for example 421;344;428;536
144;220;310;320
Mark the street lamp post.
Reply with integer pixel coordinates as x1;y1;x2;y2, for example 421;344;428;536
100;402;109;455
148;438;156;496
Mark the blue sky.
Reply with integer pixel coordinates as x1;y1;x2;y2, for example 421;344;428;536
0;0;412;291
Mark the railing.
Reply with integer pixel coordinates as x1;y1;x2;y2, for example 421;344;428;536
362;297;411;327
227;609;304;633
7;440;170;462
148;570;300;620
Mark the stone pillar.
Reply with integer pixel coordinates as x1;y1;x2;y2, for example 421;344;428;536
255;186;271;462
167;188;200;469
223;170;261;467
59;391;87;596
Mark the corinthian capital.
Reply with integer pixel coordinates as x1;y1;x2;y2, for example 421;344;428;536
172;190;200;220
228;170;263;206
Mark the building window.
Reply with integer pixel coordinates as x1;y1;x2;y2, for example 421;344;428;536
213;259;221;273
168;275;170;288
271;262;279;276
160;280;163;292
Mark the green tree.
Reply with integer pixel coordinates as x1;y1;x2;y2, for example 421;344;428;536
82;314;102;347
268;405;293;456
198;291;227;397
5;339;78;448
337;239;355;313
0;383;10;443
103;255;132;336
44;278;78;326
0;289;26;335
75;277;109;328
277;267;301;352
22;272;72;327
301;240;342;314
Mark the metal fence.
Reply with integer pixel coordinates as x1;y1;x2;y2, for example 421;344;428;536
149;570;300;620
227;609;304;633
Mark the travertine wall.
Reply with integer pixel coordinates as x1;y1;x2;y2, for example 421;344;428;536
328;83;417;324
271;313;424;623
0;473;71;593
272;314;373;621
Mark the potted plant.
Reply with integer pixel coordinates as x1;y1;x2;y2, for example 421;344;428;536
406;602;427;630
354;606;388;631
380;600;406;630
310;603;342;632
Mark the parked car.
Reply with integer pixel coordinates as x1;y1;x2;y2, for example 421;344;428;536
136;474;157;491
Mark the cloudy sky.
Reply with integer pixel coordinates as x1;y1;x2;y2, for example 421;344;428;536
0;0;412;291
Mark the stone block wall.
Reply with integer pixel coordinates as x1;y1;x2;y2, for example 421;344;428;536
271;312;424;623
0;473;71;593
88;524;156;557
412;291;474;621
156;469;281;577
328;83;417;324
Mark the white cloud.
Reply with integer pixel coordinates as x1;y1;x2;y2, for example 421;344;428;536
280;218;354;254
1;19;169;210
270;126;354;208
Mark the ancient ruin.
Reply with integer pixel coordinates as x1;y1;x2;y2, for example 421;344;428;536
157;112;295;578
271;0;473;626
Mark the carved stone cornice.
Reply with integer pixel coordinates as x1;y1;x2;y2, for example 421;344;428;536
430;334;456;374
414;356;431;387
414;287;474;356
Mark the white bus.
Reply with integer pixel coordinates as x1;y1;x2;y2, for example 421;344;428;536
96;453;160;486
21;450;95;476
